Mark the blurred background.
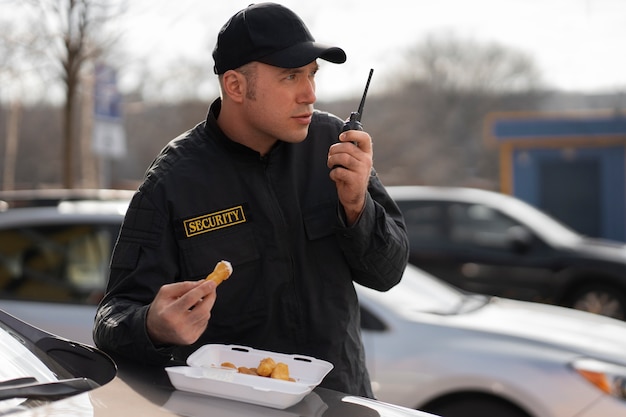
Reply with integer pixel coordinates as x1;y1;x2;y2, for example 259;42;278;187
1;0;625;240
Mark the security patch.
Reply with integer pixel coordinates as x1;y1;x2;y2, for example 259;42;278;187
183;205;246;237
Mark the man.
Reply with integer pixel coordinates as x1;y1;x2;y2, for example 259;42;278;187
93;2;408;398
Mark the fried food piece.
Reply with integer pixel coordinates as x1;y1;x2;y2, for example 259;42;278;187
216;358;294;381
256;357;277;377
270;362;291;381
220;361;236;369
204;260;233;286
238;366;258;376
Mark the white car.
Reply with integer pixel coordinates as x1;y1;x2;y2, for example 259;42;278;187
358;264;626;417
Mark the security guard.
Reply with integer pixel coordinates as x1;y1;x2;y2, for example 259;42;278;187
93;3;409;398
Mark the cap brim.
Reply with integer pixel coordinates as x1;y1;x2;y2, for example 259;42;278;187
258;41;346;68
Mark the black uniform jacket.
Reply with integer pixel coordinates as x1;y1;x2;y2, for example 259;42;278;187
93;99;409;397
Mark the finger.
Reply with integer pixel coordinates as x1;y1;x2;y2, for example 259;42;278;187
177;280;217;310
328;164;351;183
191;281;218;307
160;280;203;299
327;142;362;170
339;130;372;153
327;152;349;171
186;284;217;332
188;291;217;320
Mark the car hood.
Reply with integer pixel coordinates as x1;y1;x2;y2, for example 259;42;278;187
571;236;626;263
450;297;626;363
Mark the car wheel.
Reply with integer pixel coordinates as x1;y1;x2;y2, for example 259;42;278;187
568;284;626;320
424;395;529;417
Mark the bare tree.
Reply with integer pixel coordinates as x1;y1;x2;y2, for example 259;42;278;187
14;0;125;188
391;33;545;186
0;18;43;190
404;33;543;93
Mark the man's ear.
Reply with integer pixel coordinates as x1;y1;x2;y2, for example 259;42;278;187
222;70;246;103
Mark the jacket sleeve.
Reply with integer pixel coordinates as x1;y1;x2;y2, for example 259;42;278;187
93;299;174;364
93;190;178;364
335;170;409;291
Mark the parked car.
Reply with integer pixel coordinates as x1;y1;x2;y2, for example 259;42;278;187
387;185;626;320
0;188;135;209
358;264;626;417
0;191;131;345
4;189;626;417
0;308;436;417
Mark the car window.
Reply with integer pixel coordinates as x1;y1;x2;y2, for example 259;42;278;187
0;224;116;304
496;194;582;246
396;201;445;242
448;203;519;249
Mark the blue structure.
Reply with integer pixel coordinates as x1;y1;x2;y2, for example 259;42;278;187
485;111;626;242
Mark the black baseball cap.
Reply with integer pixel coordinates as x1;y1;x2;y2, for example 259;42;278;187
212;3;347;74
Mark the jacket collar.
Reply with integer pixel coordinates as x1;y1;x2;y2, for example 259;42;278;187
204;98;283;160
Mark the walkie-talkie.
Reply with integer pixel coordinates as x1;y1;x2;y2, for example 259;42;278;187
331;69;374;170
342;68;374;132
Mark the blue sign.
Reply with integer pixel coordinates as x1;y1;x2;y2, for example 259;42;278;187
94;64;123;121
92;63;126;158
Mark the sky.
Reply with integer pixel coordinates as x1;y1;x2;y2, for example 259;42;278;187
1;0;624;104
111;0;626;102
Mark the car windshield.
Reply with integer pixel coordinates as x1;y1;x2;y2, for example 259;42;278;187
358;265;482;315
0;322;59;412
0;311;117;414
0;325;57;384
495;193;582;246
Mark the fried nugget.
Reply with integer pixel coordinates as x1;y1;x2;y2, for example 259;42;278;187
256;357;277;377
238;366;258;376
205;260;233;286
270;362;291;381
220;361;236;369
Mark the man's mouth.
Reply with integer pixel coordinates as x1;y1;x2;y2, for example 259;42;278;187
293;113;313;124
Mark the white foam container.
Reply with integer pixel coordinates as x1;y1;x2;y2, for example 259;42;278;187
165;344;333;409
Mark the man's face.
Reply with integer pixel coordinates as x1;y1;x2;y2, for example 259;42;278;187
241;61;318;147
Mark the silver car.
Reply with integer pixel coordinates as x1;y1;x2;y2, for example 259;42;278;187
359;265;626;417
0;195;129;345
